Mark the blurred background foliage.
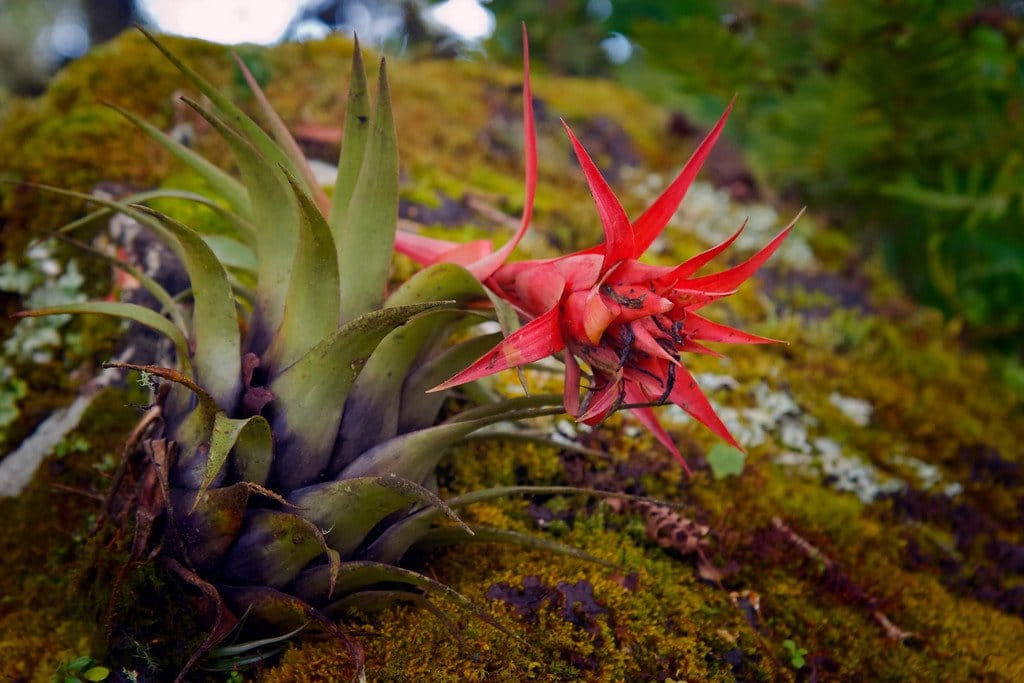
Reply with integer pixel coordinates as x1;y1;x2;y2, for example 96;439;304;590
2;0;1022;353
489;0;1024;351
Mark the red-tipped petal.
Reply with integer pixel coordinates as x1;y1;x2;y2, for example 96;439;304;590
631;99;734;257
438;239;494;265
684;210;803;293
561;121;635;268
553;252;604;290
686;312;781;345
394;231;486;266
669;365;742;451
624;385;692;475
670;288;737;309
583;290;617;344
467;25;537;280
578;379;621;424
663;219;747;283
607;259;675;285
631;319;678;364
679;339;726;358
563;351;582;416
431;305;564;391
514;262;566;314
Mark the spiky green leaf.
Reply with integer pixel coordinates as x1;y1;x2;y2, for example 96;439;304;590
336;263;493;464
233;54;331;214
14;302;190;374
137;27;310;195
224;510;329;588
398;332;503;432
411;525;615;568
334;309;465;468
330;37;371;232
269;302;453;490
336;58;398;324
362;485;653;564
107;103;250;213
134;206;242;409
180;99;299;343
46;230;190;335
339;395;564;484
264;172;340;372
288;475;469;558
195;412;273;503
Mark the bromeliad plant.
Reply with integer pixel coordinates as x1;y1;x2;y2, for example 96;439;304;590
15;29;606;678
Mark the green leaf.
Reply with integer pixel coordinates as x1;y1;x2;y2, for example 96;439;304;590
200;235;256;273
384;262;488;308
269;302;452;490
264;172;340;372
66;656;92;671
82;667;110;682
133;206;242;409
339;395;564;484
398;332;502;432
54;188;255;250
14;302;190;375
172;483;251;572
330;37;371;232
107;103;250;213
294;561;519;644
233;54;331;214
23;184;241;407
334;309;465;468
331;263;493;461
224;510;329;588
208;623;307;659
46;230;190;335
180;98;299;343
287;475;469;558
706;443;745;479
195;412;273;502
137;27;309;195
219;585;364;676
24;183;188;270
336;58;399;324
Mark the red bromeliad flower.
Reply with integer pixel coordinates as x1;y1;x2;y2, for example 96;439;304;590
394;29;801;471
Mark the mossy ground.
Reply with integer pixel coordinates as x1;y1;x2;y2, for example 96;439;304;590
0;31;1021;682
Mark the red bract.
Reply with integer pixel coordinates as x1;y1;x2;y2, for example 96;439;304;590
396;29;801;471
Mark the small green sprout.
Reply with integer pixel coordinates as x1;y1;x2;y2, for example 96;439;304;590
52;655;110;682
782;638;808;669
707;443;746;479
54;436;89;459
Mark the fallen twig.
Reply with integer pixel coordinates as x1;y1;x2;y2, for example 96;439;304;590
771;516;918;643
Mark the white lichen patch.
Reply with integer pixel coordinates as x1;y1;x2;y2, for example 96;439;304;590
0;240;88;364
888;453;963;498
813;437;904;503
659;375;913;503
829;391;873;426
